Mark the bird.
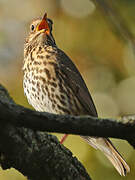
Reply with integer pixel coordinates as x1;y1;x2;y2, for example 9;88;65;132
23;12;130;176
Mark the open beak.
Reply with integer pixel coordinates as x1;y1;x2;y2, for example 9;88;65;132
36;13;50;35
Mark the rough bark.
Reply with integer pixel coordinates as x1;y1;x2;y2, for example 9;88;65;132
0;84;91;180
0;84;135;147
0;84;135;180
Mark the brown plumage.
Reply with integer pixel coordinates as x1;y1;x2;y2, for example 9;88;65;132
23;13;130;176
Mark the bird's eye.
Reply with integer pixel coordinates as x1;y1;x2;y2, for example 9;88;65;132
31;24;35;32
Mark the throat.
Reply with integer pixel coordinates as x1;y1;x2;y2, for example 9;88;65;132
46;34;56;47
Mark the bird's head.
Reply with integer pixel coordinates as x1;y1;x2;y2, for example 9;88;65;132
25;13;56;47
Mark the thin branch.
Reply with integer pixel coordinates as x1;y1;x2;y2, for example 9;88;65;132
92;0;135;49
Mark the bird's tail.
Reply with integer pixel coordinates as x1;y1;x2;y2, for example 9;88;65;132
81;136;130;176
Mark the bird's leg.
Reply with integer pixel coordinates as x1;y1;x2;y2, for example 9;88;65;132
60;134;68;144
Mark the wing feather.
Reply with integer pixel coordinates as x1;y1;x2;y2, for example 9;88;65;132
56;49;97;117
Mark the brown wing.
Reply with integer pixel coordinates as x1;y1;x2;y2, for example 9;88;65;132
56;48;98;117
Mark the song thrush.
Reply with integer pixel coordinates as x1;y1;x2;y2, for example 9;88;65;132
23;13;130;176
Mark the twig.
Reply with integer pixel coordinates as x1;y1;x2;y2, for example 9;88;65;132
92;0;135;49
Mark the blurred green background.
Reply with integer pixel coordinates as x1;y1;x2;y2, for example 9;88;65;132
0;0;135;179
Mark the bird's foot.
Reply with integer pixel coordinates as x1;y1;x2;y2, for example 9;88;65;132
60;134;68;144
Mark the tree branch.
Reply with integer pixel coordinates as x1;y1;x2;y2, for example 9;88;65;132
0;85;91;180
1;3;134;179
0;84;135;179
92;0;135;50
0;84;135;147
